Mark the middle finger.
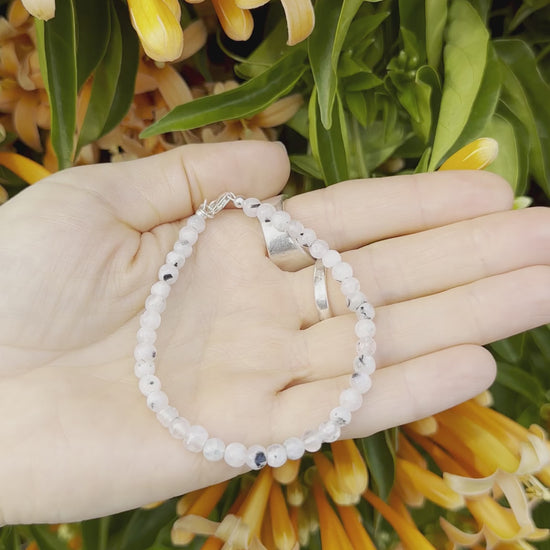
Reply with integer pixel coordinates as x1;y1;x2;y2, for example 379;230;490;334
290;207;550;327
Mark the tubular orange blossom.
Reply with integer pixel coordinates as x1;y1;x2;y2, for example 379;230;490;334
363;490;437;550
312;480;355;550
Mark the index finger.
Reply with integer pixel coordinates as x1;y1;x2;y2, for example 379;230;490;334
283;171;513;252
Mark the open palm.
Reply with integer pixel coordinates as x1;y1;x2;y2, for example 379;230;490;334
1;141;548;525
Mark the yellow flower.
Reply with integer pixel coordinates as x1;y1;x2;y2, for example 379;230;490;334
405;397;550;549
439;137;499;171
0;150;50;185
127;0;184;62
189;0;314;45
20;0;54;20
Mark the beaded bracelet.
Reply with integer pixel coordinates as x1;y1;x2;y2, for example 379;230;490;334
133;193;376;470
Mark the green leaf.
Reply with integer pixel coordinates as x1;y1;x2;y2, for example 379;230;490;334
235;19;289;80
437;42;501;164
35;0;77;169
342;11;391;52
308;0;364;129
81;516;110;550
428;0;489;170
308;89;349;185
530;325;550;361
345;70;383;92
496;362;547;407
29;526;67;550
415;147;432;172
359;429;397;500
398;0;426;61
290;154;323;180
74;0;110;90
484;104;529;193
77;0;122;150
141;49;306;137
0;526;20;550
345;91;368;126
119;502;177;550
482;114;520;191
494;39;550;195
425;0;447;68
101;0;140;137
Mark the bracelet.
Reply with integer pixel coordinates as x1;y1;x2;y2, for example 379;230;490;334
133;192;376;470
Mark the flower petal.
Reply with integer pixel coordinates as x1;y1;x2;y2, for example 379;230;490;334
439;137;499;171
128;0;184;61
21;0;55;20
280;0;314;45
211;0;253;41
398;458;465;510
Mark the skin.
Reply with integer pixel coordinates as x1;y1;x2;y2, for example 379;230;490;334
0;140;549;525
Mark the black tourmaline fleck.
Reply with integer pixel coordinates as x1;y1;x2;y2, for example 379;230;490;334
163;274;173;281
254;452;267;469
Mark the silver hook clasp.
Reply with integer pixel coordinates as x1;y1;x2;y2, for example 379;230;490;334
196;192;242;219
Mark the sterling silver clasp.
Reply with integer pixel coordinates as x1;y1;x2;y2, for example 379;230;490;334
196;192;243;219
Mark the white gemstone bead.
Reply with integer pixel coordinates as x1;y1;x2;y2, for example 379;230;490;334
340;277;360;297
169;417;190;439
287;220;304;239
330;406;352;426
203;438;225;462
303;430;323;452
357;338;376;356
158;264;179;284
224;442;247;467
140;310;161;331
185;425;209;452
347;291;367;311
256;203;276;223
246;445;268;470
134;342;157;362
355;319;376;339
145;294;166;314
137;327;157;344
151;280;171;298
147;390;169;412
173;241;193;258
271;210;291;231
350;372;372;394
297;228;316;247
134;360;155;378
178;226;198;246
332;262;353;282
310;239;329;259
243;198;261;217
156;406;178;427
187;214;206;233
340;388;363;411
266;444;287;468
322;249;341;268
139;374;161;395
319;420;341;443
165;251;185;269
284;437;305;460
354;355;376;375
357;301;375;320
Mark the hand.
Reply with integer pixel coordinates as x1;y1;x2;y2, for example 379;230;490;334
0;141;548;525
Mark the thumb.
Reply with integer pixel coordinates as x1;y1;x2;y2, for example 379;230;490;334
52;141;290;232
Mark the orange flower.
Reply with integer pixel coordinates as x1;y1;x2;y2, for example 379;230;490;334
0;0;50;151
